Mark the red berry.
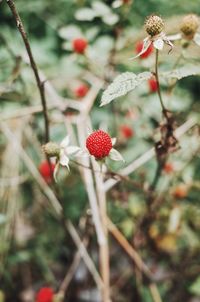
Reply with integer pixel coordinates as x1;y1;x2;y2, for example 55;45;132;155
173;184;188;199
36;287;54;302
72;38;87;54
164;162;174;174
120;125;134;138
39;161;55;183
148;77;158;93
75;84;89;98
135;41;153;59
86;130;112;159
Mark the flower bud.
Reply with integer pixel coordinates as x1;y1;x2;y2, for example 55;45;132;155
42;142;60;157
180;14;199;39
145;15;164;36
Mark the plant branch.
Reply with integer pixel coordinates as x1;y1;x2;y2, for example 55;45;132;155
155;49;168;121
92;159;111;302
6;0;50;143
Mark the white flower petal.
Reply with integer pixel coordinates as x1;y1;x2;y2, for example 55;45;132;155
153;39;164;50
112;0;123;8
60;136;70;148
166;33;182;41
163;37;174;53
111;137;117;146
194;33;200;46
66;146;82;155
53;162;59;183
109;148;124;162
130;38;151;60
59;153;70;169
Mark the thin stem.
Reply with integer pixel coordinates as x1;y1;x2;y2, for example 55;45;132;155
6;0;50;143
155;49;168;120
92;159;110;302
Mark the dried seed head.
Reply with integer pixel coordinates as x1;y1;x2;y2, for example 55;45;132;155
145;15;164;36
42;142;60;157
180;14;199;39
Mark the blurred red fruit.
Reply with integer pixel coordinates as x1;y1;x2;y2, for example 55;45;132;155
148;77;158;92
39;161;55;183
72;38;87;54
75;84;89;98
120;125;134;138
173;184;188;199
164;162;174;174
36;287;54;302
135;41;153;59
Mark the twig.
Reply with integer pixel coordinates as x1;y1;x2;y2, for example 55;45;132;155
104;117;197;191
58;251;82;300
0;122;104;290
92;159;111;302
66;221;103;290
0;121;62;216
6;0;49;143
76;121;106;246
149;283;163;302
155;49;168;120
107;217;163;302
107;217;152;279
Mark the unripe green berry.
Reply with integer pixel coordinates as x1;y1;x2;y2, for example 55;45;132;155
145;15;164;36
42;142;60;157
180;14;199;39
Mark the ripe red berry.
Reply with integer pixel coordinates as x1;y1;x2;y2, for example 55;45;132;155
135;41;153;59
36;287;54;302
120;125;134;138
75;84;89;98
164;162;174;174
39;161;55;183
173;184;188;199
86;130;112;159
72;38;87;54
148;77;158;93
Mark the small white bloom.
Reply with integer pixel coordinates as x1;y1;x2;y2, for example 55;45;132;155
54;136;82;181
131;32;173;60
167;32;200;47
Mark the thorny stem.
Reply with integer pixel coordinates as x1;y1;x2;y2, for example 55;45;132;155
6;0;50;143
155;49;169;121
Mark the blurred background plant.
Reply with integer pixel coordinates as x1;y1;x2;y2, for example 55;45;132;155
0;0;200;301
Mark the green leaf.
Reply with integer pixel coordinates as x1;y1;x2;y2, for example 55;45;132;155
162;65;200;80
189;276;200;296
58;25;82;40
100;71;152;106
92;1;111;15
75;8;97;21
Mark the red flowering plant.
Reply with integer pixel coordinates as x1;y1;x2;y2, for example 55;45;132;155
1;1;200;302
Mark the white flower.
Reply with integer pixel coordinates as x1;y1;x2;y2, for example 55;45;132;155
54;136;82;181
167;32;200;47
131;32;173;60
